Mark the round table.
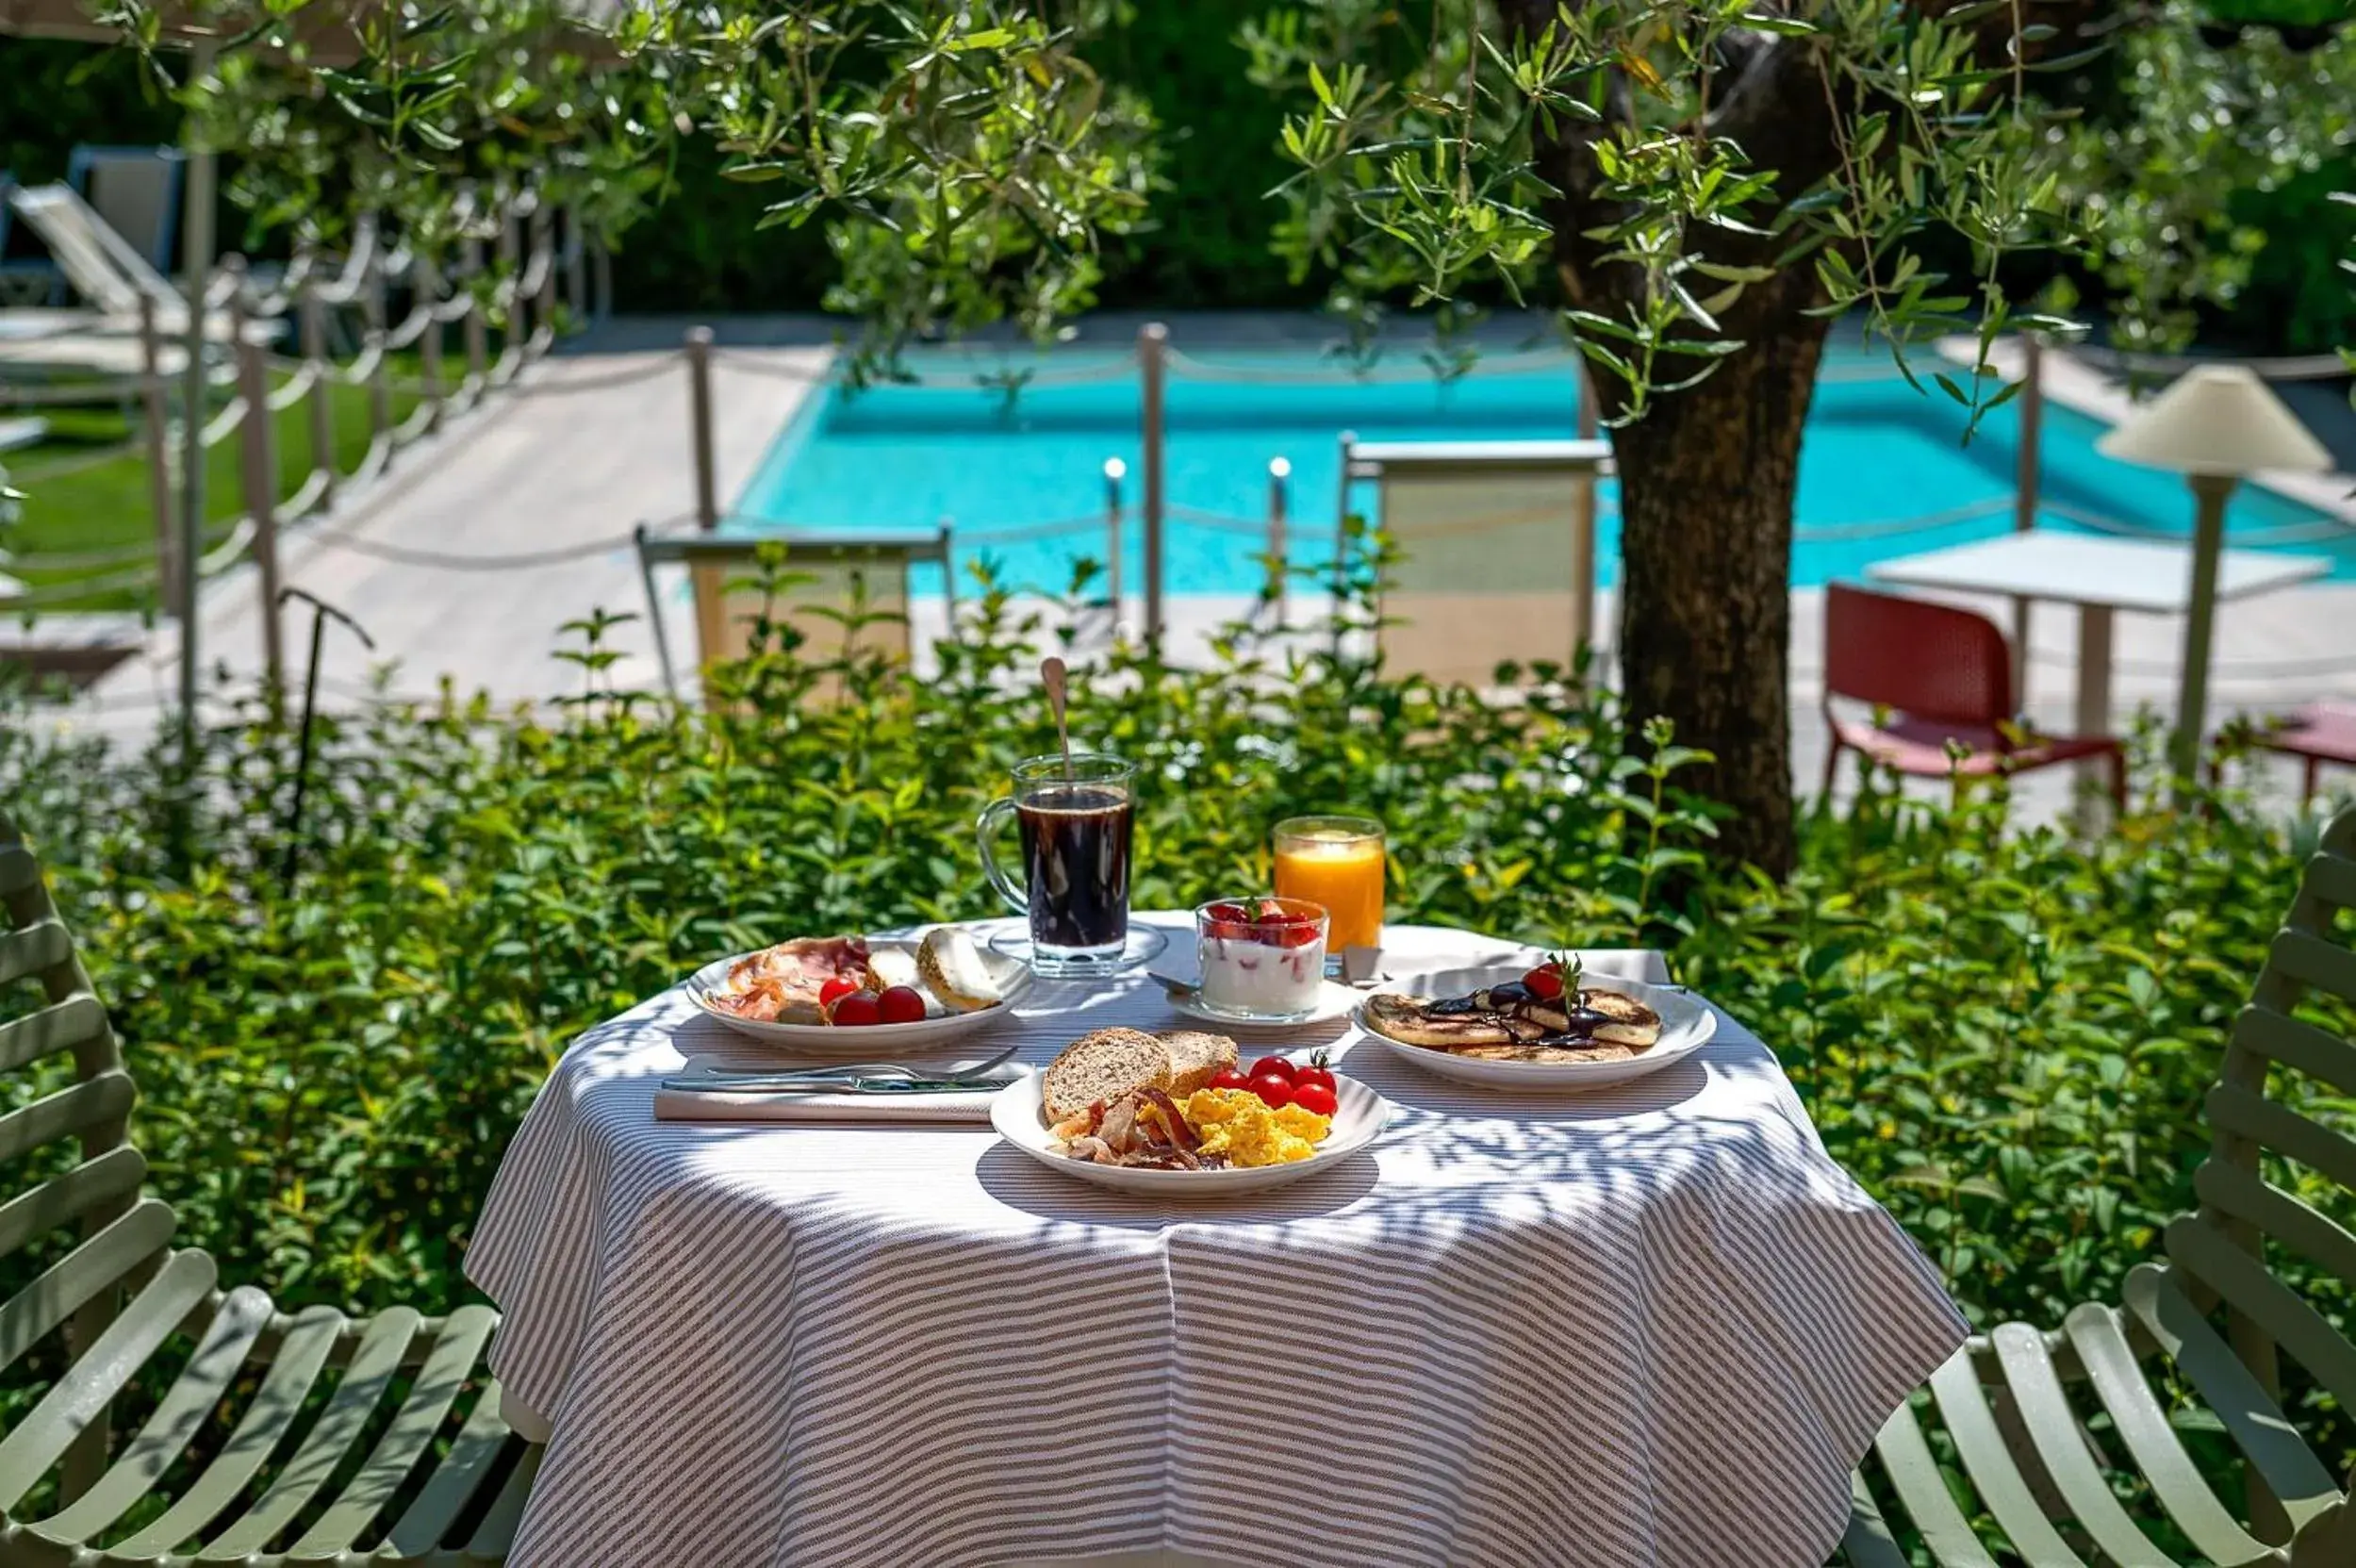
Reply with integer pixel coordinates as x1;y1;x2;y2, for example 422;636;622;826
466;916;1963;1568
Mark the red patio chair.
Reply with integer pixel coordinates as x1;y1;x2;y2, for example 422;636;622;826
1821;582;2126;805
2236;702;2356;801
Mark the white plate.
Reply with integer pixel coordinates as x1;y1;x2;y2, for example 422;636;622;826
990;1072;1390;1197
1353;969;1714;1091
1162;979;1363;1033
685;939;1032;1055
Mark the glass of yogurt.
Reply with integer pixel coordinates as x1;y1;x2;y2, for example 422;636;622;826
1194;898;1329;1021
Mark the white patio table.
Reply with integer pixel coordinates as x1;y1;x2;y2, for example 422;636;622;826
1867;531;2331;785
464;915;1964;1568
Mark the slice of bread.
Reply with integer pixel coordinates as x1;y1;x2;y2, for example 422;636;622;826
1042;1028;1171;1123
1040;1028;1244;1123
1158;1031;1240;1098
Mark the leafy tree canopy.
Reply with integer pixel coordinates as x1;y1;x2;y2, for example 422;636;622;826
64;1;2356;407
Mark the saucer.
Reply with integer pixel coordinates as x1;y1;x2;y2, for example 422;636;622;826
987;924;1169;977
1162;979;1362;1032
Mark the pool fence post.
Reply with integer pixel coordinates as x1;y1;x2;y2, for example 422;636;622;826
687;326;718;531
1266;456;1291;619
2010;334;2044;708
364;220;392;444
1332;431;1358;661
531;198;556;357
464;225;489;394
565;203;589;330
418;255;445;435
230;267;285;695
299;274;336;507
1572;363;1600;683
1102;457;1127;622
138;294;176;606
1139;322;1168;653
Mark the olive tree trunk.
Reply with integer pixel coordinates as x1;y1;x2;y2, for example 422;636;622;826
1602;289;1829;879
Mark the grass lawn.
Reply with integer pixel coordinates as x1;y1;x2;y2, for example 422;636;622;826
4;357;426;613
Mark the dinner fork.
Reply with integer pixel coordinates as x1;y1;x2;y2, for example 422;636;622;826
679;1038;1026;1091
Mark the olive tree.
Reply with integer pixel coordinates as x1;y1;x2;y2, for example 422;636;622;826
1236;0;2109;871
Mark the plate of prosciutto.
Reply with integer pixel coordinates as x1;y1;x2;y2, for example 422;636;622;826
688;928;1031;1052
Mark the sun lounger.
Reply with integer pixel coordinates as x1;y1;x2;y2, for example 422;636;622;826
634;522;956;702
1342;436;1613;687
4;183;256;342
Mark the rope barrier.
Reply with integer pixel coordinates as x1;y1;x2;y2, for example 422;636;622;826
957;510;1120;545
0;375;157;407
5;555;161;604
267;364;321;413
385;304;439;353
6;437;147;484
197;517;257;576
2073;345;2352;383
708;352;833;384
197;395;248;449
2042;497;2356;549
297;522;642;569
1165;503;1278;536
331;341;387;388
1792;497;2013;540
1162;346;1574;385
280;466;332;520
233;250;317;318
504;355;687;396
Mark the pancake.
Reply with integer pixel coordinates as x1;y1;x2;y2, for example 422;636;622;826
1364;982;1663;1056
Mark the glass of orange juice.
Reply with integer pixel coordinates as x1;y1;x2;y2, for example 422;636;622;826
1272;816;1386;953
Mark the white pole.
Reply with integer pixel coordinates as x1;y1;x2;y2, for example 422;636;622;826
176;40;217;759
1138;322;1167;655
1266;455;1291;617
1101;456;1126;617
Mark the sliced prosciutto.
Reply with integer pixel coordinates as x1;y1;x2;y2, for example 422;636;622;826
709;935;871;1022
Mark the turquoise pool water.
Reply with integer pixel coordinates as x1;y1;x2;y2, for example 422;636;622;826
733;347;2356;594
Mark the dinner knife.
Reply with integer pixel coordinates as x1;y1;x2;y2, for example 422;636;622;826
661;1074;996;1095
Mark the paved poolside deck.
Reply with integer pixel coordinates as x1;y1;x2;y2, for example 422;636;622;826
51;319;2356;815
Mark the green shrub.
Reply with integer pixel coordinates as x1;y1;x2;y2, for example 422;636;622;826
5;554;2350;1476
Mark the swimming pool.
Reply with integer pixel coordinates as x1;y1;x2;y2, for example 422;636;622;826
733;345;2356;594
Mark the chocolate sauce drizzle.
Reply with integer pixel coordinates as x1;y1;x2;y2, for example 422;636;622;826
1426;982;1611;1048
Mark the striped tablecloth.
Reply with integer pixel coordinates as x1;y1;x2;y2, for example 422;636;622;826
465;917;1964;1568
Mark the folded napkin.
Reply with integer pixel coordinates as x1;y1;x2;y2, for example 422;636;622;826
652;1056;1029;1125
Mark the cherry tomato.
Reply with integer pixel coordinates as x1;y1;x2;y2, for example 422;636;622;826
1247;1072;1295;1109
1208;1067;1253;1093
1523;966;1565;1001
1289;1081;1338;1117
819;975;862;1009
1292;1063;1337;1095
830;990;881;1026
1247;1055;1295;1083
877;985;928;1025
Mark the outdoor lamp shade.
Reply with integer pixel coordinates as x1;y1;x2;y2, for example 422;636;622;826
2097;364;2332;476
2096;363;2332;796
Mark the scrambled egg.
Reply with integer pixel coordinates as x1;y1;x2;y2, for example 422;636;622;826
1181;1088;1331;1166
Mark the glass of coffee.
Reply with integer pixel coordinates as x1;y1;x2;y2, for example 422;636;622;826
977;753;1136;976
